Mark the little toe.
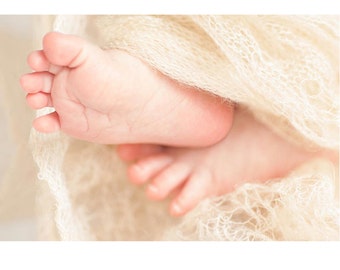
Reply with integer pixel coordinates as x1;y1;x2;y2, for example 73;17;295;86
33;112;61;133
117;144;164;162
170;170;212;216
146;163;191;201
127;154;173;185
20;72;54;94
26;92;53;110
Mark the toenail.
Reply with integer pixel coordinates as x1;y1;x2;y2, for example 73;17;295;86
148;184;158;195
172;202;183;215
133;164;145;174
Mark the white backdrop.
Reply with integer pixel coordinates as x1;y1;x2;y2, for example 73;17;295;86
0;15;37;240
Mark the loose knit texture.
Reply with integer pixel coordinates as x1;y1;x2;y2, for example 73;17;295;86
27;15;339;240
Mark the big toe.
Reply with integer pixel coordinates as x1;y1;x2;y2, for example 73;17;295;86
42;32;93;69
127;154;173;185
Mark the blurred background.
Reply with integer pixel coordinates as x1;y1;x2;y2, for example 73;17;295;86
0;15;38;240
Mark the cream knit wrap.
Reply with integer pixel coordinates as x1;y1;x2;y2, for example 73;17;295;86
26;15;339;240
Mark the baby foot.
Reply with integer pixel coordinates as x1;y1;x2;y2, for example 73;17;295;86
20;32;234;146
117;109;335;216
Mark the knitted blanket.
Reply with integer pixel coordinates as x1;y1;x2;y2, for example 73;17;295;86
28;15;339;240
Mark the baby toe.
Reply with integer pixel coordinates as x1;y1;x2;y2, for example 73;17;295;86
20;72;54;94
26;92;53;110
127;154;173;185
147;162;191;201
170;170;212;217
27;50;50;72
43;32;91;69
33;112;61;133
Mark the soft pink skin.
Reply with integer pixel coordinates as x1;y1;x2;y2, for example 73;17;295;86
21;32;338;217
117;109;338;216
20;32;234;147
